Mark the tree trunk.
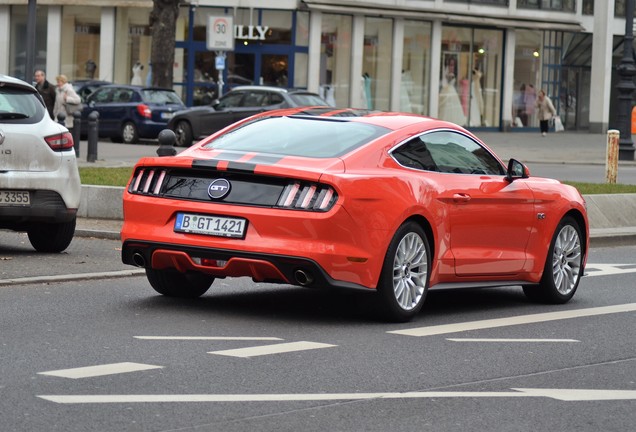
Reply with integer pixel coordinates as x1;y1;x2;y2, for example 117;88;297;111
149;0;180;88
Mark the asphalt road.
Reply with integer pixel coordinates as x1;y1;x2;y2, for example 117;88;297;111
1;232;635;432
528;162;636;184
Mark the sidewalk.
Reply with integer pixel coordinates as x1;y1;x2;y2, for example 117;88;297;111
74;132;636;247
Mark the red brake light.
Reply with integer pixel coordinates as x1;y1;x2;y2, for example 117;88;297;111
137;104;152;118
45;132;74;151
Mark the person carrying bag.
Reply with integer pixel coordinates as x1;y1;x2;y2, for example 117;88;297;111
53;74;82;130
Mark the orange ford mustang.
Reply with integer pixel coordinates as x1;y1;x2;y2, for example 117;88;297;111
121;108;589;322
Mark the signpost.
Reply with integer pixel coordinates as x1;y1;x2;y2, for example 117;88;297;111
207;16;234;97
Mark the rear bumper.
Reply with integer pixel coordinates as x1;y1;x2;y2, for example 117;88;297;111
122;239;370;291
0;190;77;229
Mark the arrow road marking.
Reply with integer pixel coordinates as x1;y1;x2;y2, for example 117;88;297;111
37;388;636;404
208;341;337;358
38;362;163;379
388;303;636;337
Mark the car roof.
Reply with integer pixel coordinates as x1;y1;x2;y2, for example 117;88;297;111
0;74;37;92
96;84;176;92
229;85;295;94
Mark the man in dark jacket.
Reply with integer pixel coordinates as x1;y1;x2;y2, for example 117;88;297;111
34;70;56;119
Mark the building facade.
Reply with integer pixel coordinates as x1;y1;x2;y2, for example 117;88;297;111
0;0;631;133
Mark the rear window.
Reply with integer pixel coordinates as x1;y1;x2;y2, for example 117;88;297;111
289;93;329;106
0;86;44;124
203;116;389;158
140;89;184;106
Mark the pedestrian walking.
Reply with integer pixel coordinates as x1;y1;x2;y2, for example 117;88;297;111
34;70;56;119
53;74;82;131
535;89;557;137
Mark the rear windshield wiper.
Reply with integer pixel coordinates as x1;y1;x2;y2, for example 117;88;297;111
0;112;29;119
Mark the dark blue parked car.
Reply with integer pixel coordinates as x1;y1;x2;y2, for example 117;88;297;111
80;85;185;144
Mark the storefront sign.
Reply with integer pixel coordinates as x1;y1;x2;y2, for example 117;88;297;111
234;25;269;41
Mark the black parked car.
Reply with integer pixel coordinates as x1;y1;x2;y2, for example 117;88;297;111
167;86;330;147
80;85;185;144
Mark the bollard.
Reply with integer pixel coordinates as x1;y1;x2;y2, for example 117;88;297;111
606;129;619;184
87;110;99;163
156;129;177;157
56;111;66;126
72;111;81;158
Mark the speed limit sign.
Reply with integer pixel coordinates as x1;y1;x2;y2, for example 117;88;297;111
207;16;234;51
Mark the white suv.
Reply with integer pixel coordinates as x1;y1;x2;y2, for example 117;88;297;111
0;74;81;252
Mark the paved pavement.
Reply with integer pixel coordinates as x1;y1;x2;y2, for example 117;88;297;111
72;131;636;245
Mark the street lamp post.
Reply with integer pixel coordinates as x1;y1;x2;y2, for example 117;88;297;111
617;0;636;161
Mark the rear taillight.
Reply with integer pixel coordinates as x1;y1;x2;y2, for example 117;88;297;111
45;132;74;151
137;104;152;119
128;168;167;195
276;181;337;212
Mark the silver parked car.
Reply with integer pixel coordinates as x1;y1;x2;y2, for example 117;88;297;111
0;74;81;252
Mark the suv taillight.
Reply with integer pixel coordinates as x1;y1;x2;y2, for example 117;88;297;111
137;104;152;119
45;132;74;151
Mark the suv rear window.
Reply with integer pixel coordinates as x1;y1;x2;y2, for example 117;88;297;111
0;86;45;123
203;116;389;158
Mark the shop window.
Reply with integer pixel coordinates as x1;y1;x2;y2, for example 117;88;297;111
402;20;432;115
440;26;503;128
9;5;48;81
320;14;353;107
60;6;101;81
295;12;309;47
114;8;152;86
513;30;543;128
362;17;393;110
261;10;293;45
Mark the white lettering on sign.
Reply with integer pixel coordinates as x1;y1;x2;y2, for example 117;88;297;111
234;25;270;41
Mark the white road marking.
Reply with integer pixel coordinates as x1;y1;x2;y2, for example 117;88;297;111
208;341;336;358
134;336;283;341
38;362;163;379
447;338;580;343
37;388;636;404
585;264;636;277
388;303;636;337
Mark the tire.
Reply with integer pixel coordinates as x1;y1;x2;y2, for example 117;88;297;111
174;120;193;147
27;218;76;253
145;268;214;298
523;216;583;304
377;221;430;322
121;121;139;144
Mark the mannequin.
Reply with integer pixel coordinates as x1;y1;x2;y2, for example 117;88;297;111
469;68;484;126
131;62;144;86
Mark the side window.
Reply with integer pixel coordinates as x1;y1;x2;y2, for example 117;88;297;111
217;92;245;109
91;89;113;103
392;138;439;172
242;91;265;107
422;131;504;175
264;93;285;106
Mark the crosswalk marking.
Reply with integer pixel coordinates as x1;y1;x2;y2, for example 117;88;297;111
208;341;336;358
388;303;636;337
447;338;580;343
37;388;636;404
38;362;163;379
134;336;282;341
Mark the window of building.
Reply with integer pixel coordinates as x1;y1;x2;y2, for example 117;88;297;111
512;30;543;128
401;20;432;115
60;6;101;81
114;8;152;86
583;0;594;14
615;0;626;17
518;0;576;11
320;14;353;108
361;17;394;110
440;26;503;128
9;5;48;81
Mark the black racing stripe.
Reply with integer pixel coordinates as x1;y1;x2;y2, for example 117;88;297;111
226;162;256;173
247;154;284;165
192;154;285;171
192;159;220;169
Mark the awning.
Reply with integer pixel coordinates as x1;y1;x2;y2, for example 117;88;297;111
302;0;584;32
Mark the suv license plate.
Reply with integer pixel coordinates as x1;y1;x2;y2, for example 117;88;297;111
0;190;30;206
174;213;246;238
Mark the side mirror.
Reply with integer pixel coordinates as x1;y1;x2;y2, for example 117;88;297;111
506;158;530;182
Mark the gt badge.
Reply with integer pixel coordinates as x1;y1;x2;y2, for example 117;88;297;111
208;178;231;199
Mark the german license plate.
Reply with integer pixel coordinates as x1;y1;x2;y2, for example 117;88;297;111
174;213;246;238
0;190;30;206
161;112;174;120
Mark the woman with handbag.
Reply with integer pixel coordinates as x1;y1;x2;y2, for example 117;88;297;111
53;74;82;130
535;89;557;137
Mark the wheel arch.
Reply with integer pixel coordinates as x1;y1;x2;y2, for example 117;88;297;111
402;214;436;263
564;208;588;256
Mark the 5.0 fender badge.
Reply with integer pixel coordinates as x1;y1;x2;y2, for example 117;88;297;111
208;178;231;199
